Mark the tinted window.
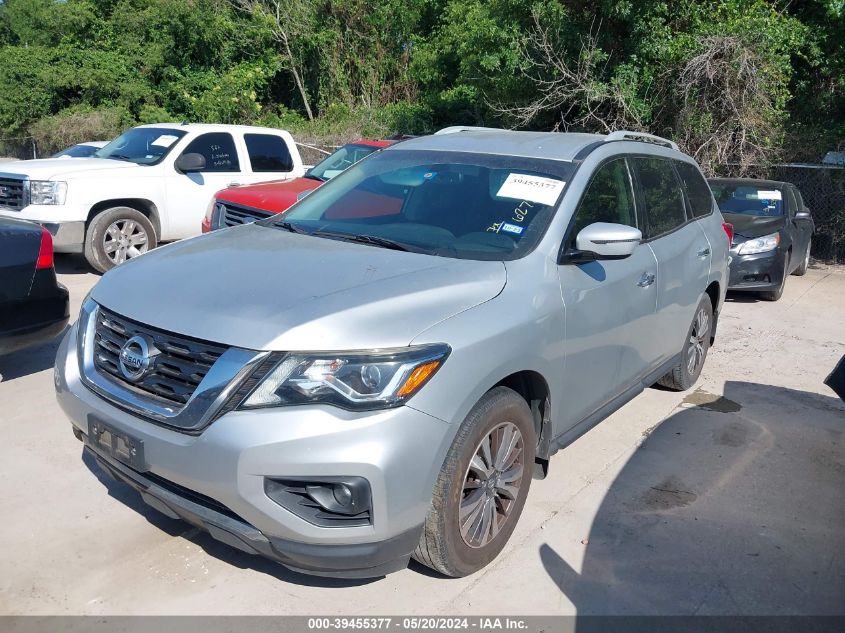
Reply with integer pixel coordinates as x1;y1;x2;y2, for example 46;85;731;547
266;149;577;261
245;134;293;172
568;158;636;247
53;144;99;158
675;161;713;218
634;157;687;238
181;132;239;172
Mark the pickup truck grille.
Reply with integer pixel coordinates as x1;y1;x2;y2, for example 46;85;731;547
0;176;26;210
93;308;227;406
221;202;274;228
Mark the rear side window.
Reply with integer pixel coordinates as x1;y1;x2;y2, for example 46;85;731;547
568;158;637;247
675;161;713;218
245;134;293;172
633;157;687;238
181;132;239;172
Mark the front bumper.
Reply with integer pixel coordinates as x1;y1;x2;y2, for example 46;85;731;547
0;206;87;252
727;249;785;291
54;327;453;577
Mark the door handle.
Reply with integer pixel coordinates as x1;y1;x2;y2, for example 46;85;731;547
228;181;242;187
637;272;655;288
697;247;711;257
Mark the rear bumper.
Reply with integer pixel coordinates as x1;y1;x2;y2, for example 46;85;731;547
84;443;422;578
727;250;785;291
0;285;69;355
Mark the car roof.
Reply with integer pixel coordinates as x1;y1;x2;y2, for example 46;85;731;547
134;122;291;135
350;139;395;148
708;177;792;189
387;129;606;162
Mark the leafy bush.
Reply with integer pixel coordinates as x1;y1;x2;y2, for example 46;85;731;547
29;106;132;154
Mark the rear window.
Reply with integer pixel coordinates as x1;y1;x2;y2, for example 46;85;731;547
633;157;688;238
710;183;784;217
245;134;293;172
675;161;713;218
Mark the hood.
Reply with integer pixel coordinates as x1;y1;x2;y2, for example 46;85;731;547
0;157;141;180
722;212;785;239
217;177;320;214
91;224;506;351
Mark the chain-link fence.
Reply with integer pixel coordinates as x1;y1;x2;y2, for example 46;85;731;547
0;136;38;161
718;163;845;263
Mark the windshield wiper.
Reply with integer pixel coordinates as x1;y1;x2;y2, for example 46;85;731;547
304;172;326;182
311;231;415;252
275;220;308;234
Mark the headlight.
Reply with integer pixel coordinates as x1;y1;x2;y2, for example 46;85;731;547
240;344;451;411
737;232;780;255
29;180;67;205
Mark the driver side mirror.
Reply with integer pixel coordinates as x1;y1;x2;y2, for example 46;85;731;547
560;222;642;264
174;152;206;173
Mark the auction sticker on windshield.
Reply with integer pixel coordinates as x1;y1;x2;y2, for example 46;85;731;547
151;134;179;148
496;173;565;206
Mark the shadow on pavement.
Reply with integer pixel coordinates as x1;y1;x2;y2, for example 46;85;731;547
80;449;379;589
0;325;68;382
539;380;845;615
54;253;96;275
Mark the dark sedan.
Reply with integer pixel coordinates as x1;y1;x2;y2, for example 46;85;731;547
0;217;69;355
709;178;814;301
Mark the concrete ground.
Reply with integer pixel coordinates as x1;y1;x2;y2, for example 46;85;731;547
0;256;843;615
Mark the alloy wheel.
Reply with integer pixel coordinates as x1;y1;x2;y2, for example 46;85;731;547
103;219;149;265
686;307;710;376
459;421;525;548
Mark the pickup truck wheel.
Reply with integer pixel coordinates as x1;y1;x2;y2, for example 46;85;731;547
657;293;713;391
84;207;157;273
413;387;535;577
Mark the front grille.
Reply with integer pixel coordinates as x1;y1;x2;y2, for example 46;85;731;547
221;202;274;228
93;308;227;407
0;176;26;210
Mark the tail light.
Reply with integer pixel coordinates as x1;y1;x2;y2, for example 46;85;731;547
36;226;54;270
722;222;734;246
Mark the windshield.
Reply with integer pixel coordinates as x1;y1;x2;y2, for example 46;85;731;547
263;149;576;261
711;183;784;217
53;144;100;158
94;127;187;165
307;143;383;181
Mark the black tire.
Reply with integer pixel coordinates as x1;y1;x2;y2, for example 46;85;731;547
413;387;535;577
759;253;789;301
792;240;810;276
657;293;713;391
84;206;157;273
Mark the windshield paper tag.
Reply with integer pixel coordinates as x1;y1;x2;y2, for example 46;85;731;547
151;134;179;148
756;190;782;200
497;174;565;206
500;222;524;235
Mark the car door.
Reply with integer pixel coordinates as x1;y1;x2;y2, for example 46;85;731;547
165;132;244;239
787;185;813;266
557;157;660;429
632;156;711;367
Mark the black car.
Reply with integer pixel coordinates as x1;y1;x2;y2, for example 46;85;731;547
709;178;814;301
0;218;69;355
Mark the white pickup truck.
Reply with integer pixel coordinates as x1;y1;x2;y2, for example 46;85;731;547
0;123;305;271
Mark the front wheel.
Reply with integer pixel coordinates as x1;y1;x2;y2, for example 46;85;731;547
792;240;810;276
657;293;713;391
84;207;157;273
413;387;535;577
760;253;789;301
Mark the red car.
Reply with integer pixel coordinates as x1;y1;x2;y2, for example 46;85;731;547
202;139;397;232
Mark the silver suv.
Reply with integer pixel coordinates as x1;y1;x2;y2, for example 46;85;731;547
55;128;729;578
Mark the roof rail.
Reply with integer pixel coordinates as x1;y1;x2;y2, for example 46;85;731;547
605;130;678;151
434;125;502;135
